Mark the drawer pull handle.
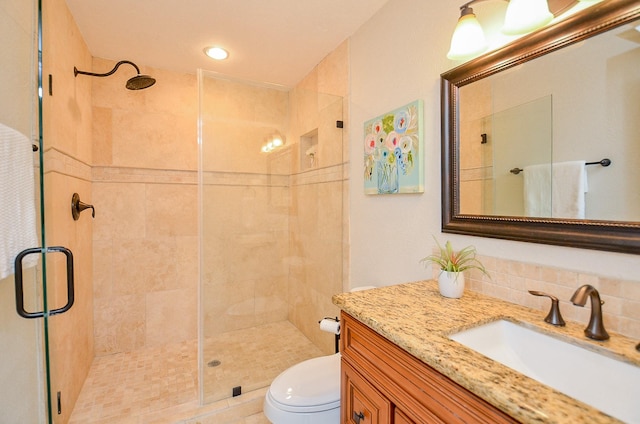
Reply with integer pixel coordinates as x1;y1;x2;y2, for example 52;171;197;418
353;411;365;423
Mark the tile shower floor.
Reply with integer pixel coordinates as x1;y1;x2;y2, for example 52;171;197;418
70;321;324;423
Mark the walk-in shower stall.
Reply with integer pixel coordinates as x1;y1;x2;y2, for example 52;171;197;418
198;69;346;404
1;0;346;418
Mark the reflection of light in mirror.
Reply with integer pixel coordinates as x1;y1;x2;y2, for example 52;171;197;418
261;134;286;153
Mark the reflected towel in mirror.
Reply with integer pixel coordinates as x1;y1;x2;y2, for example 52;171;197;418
524;160;588;219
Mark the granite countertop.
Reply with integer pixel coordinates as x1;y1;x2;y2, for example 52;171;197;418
332;280;640;424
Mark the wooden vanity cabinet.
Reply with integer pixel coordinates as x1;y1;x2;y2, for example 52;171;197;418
340;312;519;424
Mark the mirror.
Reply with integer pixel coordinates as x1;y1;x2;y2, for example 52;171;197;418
441;0;640;254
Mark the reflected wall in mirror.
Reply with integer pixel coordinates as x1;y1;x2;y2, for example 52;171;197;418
441;0;640;254
460;94;553;217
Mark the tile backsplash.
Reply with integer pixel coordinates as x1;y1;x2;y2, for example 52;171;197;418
434;255;640;339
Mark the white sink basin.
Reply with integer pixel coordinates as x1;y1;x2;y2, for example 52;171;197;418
450;320;640;423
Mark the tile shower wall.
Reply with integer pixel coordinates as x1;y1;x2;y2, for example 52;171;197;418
90;40;350;356
288;41;349;355
91;61;199;355
200;75;291;338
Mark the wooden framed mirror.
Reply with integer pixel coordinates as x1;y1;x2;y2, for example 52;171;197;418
441;0;640;254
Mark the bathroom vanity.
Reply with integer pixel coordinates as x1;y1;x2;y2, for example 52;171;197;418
333;281;640;423
341;313;516;423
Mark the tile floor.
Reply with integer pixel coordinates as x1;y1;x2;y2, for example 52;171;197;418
69;321;324;423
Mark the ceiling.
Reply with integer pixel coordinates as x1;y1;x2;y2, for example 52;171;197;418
64;0;390;88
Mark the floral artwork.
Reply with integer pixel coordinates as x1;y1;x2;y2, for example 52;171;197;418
364;100;424;194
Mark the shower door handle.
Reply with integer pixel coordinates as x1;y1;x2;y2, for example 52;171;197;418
14;246;75;319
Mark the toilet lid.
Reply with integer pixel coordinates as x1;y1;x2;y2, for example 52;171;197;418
268;353;341;411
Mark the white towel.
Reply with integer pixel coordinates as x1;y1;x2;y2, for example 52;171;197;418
551;160;588;219
524;161;588;219
524;163;552;217
0;123;39;280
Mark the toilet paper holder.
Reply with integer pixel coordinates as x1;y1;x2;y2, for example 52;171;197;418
319;316;340;353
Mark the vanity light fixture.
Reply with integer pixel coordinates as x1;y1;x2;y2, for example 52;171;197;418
447;3;488;60
447;0;553;60
204;46;229;60
502;0;553;35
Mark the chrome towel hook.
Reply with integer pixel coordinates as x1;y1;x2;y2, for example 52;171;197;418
71;193;95;220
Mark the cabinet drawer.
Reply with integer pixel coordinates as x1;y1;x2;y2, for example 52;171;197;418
341;312;518;424
394;408;415;424
342;359;391;424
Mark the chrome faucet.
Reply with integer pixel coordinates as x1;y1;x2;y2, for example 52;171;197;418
570;285;609;341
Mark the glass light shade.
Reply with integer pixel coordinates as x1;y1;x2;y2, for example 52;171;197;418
502;0;553;35
204;46;229;60
447;10;488;60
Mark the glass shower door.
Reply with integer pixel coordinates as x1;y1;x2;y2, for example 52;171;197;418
0;0;77;422
0;0;50;422
198;69;345;404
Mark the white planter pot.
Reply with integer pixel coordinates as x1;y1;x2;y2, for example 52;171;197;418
438;271;465;298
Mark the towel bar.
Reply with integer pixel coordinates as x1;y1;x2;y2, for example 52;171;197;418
510;158;611;175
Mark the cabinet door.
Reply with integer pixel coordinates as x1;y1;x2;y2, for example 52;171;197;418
394;408;415;424
342;360;391;424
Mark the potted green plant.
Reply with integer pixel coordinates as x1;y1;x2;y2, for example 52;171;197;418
420;238;490;298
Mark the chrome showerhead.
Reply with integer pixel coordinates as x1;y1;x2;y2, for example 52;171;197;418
74;60;156;90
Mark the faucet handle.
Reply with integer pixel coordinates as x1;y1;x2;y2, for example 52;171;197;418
529;290;566;326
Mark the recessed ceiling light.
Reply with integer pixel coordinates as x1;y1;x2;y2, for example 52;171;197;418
204;46;229;60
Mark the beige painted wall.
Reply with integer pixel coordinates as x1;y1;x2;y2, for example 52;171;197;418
349;0;639;339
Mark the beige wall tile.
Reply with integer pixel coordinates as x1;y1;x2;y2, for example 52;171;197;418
318;40;349;98
470;257;640;339
202;280;257;336
111;238;177;295
92;182;146;241
111;108;197;170
92;106;113;166
145;184;198;237
145;288;197;346
92;239;113;299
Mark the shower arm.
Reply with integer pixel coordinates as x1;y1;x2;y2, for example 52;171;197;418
74;60;141;78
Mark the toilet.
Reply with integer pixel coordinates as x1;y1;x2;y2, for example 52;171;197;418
263;286;377;424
